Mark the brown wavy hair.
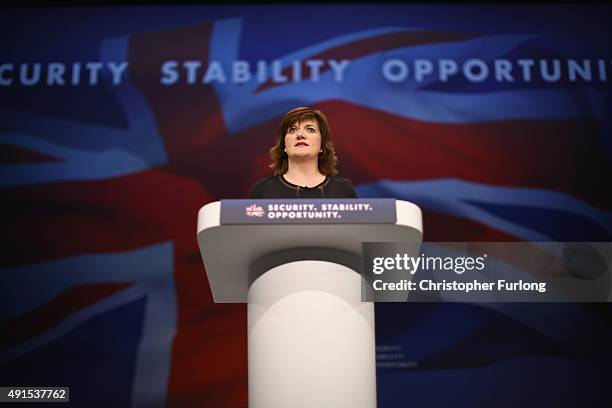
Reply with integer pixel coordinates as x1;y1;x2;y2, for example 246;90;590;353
269;106;338;176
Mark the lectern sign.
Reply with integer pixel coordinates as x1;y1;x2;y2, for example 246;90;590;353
220;199;397;224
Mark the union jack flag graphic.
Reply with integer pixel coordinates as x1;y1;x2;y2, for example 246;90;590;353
1;5;611;407
245;204;265;217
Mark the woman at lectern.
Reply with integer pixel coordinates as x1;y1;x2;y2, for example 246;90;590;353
248;106;358;199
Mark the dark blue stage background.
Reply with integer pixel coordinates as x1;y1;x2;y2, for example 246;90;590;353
1;5;611;407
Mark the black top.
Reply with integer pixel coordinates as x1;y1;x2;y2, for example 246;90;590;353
248;175;358;199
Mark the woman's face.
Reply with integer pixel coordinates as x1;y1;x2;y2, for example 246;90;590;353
284;119;322;160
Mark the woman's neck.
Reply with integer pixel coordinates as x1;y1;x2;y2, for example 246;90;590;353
284;159;325;187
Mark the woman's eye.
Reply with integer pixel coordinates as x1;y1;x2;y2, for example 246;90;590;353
289;128;296;133
307;128;315;132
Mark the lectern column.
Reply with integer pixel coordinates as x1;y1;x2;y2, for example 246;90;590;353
247;260;377;408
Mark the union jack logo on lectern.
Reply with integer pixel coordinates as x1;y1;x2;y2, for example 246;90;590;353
245;204;265;217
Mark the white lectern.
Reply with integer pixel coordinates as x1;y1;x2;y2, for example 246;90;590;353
197;199;422;408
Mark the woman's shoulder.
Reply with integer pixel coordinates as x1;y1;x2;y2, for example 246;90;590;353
248;176;281;198
327;175;354;186
253;175;280;185
326;175;358;198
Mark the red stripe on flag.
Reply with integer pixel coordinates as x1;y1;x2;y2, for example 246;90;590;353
317;100;612;209
129;22;227;163
2;169;211;266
